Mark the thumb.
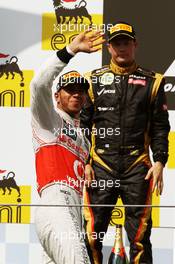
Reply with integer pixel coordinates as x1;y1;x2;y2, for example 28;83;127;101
85;166;93;181
91;167;95;180
145;168;153;180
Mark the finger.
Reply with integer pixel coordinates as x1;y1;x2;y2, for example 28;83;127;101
89;39;106;52
159;180;163;195
89;31;104;40
79;27;92;36
156;180;162;196
84;173;90;187
77;29;93;41
84;174;93;188
85;169;91;180
160;185;163;195
86;31;104;43
145;168;152;180
89;35;105;45
84;178;90;187
89;47;102;53
83;28;93;34
86;174;92;182
152;177;157;193
85;169;92;183
91;169;95;180
156;182;160;196
91;37;106;46
84;180;90;188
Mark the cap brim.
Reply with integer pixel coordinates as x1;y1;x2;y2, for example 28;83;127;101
60;77;90;91
108;32;135;42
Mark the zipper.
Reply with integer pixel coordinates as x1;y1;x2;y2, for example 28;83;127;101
118;75;128;172
120;75;128;149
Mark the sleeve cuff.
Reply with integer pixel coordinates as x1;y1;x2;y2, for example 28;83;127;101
66;46;76;56
56;46;74;64
153;152;168;166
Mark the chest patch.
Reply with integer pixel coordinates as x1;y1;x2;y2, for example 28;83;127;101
128;77;146;86
100;72;115;85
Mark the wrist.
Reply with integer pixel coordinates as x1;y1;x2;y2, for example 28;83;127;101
153;151;168;166
155;161;164;168
66;45;76;56
57;47;74;64
67;44;79;54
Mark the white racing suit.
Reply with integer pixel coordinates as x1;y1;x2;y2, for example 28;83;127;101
30;48;90;264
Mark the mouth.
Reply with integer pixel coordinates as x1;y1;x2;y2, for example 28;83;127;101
71;99;82;104
118;53;127;57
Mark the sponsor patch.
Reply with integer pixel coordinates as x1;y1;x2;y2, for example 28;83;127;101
96;148;105;154
97;107;114;111
100;72;115;85
63;72;81;79
128;78;146;86
110;23;132;34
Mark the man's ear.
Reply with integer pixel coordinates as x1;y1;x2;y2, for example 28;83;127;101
107;43;112;55
54;92;60;102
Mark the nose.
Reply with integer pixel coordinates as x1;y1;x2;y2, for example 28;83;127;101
118;43;126;50
73;88;84;96
72;92;83;99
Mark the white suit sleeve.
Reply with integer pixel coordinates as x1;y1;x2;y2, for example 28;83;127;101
30;54;66;130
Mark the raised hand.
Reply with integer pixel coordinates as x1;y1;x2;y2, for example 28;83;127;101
68;30;105;54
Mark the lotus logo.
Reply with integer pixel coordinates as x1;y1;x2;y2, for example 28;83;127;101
0;170;21;197
53;0;92;25
0;54;24;87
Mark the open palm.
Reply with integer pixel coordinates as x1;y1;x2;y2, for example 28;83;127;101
68;30;105;54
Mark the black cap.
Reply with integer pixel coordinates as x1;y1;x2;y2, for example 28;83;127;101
56;71;89;92
108;22;136;42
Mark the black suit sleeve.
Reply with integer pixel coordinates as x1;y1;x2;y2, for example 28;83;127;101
149;78;171;165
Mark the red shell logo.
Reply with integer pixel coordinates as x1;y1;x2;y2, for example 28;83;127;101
0;169;6;173
0;53;9;58
62;0;77;2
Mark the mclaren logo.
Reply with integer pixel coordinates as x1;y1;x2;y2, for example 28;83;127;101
53;0;92;25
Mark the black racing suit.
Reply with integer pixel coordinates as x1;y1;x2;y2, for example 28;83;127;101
80;60;170;264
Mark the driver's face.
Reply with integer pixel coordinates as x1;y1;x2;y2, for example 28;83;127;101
55;84;87;118
108;37;137;67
